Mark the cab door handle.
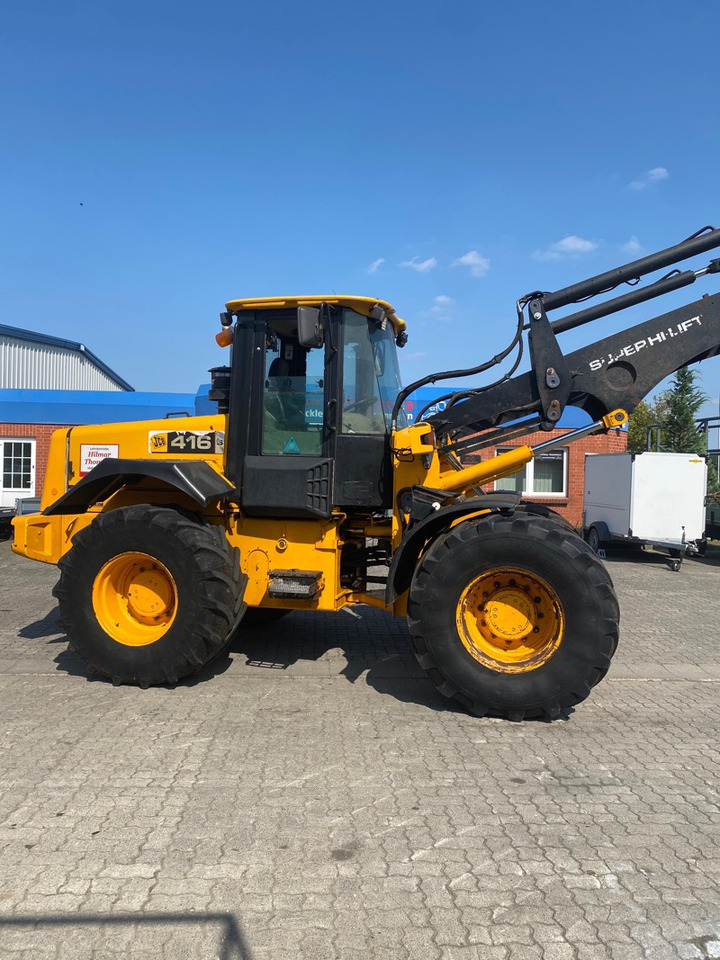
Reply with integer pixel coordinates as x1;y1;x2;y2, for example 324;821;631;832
325;398;337;433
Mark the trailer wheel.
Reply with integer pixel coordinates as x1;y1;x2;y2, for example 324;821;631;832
407;512;619;720
586;526;602;554
53;505;243;686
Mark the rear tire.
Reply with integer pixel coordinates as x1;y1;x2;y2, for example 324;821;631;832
407;512;619;720
53;505;243;686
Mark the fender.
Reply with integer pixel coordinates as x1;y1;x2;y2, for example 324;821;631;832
42;458;235;516
386;492;526;604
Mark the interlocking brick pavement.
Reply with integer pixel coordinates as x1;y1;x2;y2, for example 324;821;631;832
1;538;719;958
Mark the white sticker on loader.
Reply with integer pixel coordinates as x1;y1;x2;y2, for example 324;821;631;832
79;444;119;476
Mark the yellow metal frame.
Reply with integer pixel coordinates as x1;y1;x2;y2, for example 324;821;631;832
225;295;407;338
391;409;629;506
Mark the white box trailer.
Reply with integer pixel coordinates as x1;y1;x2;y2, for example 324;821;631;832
583;451;707;569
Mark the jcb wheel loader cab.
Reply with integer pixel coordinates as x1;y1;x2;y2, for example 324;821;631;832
223;296;407;517
407;512;619;720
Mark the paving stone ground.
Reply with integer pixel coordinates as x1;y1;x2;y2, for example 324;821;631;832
1;537;719;959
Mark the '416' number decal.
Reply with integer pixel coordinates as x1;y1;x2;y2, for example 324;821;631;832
149;431;225;454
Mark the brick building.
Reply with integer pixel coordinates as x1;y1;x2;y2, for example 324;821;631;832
487;422;628;527
0;324;132;509
0;323;198;508
0;394;203;508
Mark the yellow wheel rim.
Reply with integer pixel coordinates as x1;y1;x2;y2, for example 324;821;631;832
456;567;563;673
92;552;178;647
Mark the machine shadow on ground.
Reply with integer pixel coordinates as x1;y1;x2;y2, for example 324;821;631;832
0;912;252;960
599;542;720;570
220;606;458;713
26;602;457;714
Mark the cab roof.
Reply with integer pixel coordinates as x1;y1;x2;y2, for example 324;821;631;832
225;295;406;337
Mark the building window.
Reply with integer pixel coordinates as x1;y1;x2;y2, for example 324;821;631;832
495;447;567;497
2;441;32;490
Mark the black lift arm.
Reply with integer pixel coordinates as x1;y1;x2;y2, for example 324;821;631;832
406;226;720;444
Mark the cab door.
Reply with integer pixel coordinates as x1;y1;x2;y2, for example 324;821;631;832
236;312;334;519
332;310;400;512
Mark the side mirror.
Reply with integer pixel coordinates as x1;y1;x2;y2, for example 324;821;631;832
297;306;324;349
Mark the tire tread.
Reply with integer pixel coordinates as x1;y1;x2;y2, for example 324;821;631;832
407;511;619;720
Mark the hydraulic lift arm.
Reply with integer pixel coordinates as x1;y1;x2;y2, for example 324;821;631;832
404;226;720;446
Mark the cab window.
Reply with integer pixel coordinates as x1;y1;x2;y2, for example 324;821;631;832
262;335;324;456
341;311;405;434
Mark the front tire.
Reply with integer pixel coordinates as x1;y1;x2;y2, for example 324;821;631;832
407;512;619;720
53;505;244;686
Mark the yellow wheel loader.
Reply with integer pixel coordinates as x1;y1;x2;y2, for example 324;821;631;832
13;226;720;718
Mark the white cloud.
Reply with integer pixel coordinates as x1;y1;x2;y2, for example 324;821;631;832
621;236;643;255
366;257;385;274
648;167;669;182
629;166;669;190
532;235;599;261
429;294;454;320
552;236;596;254
399;256;437;273
453;250;490;277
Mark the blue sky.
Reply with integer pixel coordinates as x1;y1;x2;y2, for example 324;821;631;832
2;0;720;415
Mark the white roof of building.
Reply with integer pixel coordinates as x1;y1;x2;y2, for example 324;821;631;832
0;323;133;392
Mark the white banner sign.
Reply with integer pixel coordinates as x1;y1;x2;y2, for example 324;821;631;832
79;444;119;476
